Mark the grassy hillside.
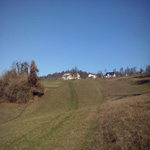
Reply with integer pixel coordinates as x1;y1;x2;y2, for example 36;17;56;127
0;76;150;150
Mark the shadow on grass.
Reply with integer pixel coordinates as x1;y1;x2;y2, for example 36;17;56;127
114;93;150;100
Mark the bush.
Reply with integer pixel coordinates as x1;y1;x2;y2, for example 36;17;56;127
0;70;31;103
0;60;44;103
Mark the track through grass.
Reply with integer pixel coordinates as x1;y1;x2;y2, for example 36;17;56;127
68;81;78;110
0;77;150;150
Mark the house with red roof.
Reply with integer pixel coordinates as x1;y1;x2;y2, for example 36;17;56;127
88;73;97;79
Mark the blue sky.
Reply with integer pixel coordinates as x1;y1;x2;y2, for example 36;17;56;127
0;0;150;76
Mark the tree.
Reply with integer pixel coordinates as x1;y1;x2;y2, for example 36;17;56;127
28;60;44;96
79;71;88;79
140;68;144;74
71;66;78;75
113;68;117;73
12;61;29;75
125;67;130;75
120;67;124;76
28;60;39;86
97;71;103;78
146;65;150;73
131;67;136;74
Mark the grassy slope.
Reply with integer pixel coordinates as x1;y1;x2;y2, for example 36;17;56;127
0;76;150;150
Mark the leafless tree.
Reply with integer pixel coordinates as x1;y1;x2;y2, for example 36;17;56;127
146;65;150;73
120;67;124;76
125;67;130;75
140;68;144;74
12;61;29;75
113;68;117;73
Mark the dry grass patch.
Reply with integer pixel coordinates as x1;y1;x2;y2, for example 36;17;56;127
91;93;150;150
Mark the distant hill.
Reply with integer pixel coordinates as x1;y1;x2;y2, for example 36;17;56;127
40;70;89;80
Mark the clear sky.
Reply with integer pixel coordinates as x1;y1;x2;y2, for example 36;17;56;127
0;0;150;76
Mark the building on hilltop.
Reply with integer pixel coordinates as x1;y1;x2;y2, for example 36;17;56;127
62;73;73;80
75;73;81;79
88;73;97;79
62;73;81;80
105;72;116;78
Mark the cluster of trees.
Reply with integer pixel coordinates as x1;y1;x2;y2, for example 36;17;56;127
103;66;150;77
0;61;44;103
117;65;150;76
41;67;89;80
41;65;150;81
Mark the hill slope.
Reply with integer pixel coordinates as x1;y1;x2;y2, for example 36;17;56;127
0;77;150;150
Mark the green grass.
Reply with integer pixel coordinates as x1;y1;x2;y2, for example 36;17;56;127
0;76;150;150
42;81;62;88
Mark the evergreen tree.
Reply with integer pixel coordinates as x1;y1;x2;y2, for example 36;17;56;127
28;60;39;86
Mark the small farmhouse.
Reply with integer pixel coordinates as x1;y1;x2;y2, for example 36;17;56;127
62;73;81;80
88;73;97;79
75;73;81;79
62;73;73;80
105;72;116;78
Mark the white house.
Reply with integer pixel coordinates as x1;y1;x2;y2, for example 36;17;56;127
62;73;81;80
88;73;97;79
75;73;81;79
105;72;116;78
62;73;74;80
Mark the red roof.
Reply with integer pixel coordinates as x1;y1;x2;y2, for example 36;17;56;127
90;73;96;75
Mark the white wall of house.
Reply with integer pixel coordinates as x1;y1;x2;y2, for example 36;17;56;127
105;73;116;78
62;73;81;80
88;74;97;79
76;73;81;79
113;74;116;77
62;73;73;80
105;74;110;78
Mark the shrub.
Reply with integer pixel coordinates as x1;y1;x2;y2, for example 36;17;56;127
0;60;44;103
0;70;31;103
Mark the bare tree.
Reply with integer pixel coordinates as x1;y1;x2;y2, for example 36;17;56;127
140;68;144;74
113;68;117;73
71;66;78;74
120;67;124;76
97;71;103;78
125;67;130;75
146;65;150;73
11;61;20;73
130;67;137;75
12;61;29;75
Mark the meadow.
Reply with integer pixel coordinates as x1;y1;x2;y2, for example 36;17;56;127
0;75;150;150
